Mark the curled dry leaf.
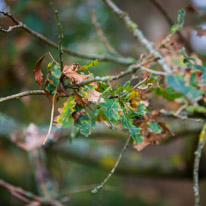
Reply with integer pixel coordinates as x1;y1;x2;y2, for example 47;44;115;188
33;54;47;88
88;89;104;103
74;91;87;107
133;138;150;151
63;64;88;84
11;123;57;151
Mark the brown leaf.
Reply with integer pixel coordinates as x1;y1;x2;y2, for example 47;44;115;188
158;122;174;136
88;89;104;103
74;91;87;107
133;138;150;151
33;54;47;88
63;64;88;84
11;123;57;151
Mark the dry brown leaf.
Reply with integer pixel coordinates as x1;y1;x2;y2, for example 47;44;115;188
74;91;87;107
11;123;57;151
88;89;104;103
133;138;150;151
63;64;88;84
33;54;47;88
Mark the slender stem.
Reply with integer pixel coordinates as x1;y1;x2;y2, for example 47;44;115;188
90;9;121;57
0;10;134;66
102;0;171;73
193;124;206;206
0;90;45;103
92;136;131;193
50;2;64;69
43;88;57;145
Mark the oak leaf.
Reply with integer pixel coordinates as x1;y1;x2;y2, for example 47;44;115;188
33;54;47;88
88;89;104;103
63;64;88;83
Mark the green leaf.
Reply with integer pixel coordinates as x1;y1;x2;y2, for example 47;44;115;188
75;113;91;137
147;122;162;133
80;59;99;70
57;96;76;128
166;73;202;99
151;87;183;100
45;83;56;93
120;105;142;144
99;98;120;123
171;9;185;33
70;127;79;140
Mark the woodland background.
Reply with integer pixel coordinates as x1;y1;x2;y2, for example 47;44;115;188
0;0;206;205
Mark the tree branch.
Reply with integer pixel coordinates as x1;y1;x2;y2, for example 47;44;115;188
91;136;131;193
102;0;171;73
0;10;135;66
0;90;45;103
90;9;121;57
50;2;64;69
193;124;206;206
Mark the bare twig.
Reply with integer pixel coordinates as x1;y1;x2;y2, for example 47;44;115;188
91;136;131;193
0;24;22;32
50;2;64;69
43;88;57;145
102;0;171;73
0;179;43;203
148;0;192;53
0;90;45;103
90;9;121;57
0;10;134;66
193;124;206;206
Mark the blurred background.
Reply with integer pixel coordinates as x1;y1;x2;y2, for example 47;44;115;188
0;0;206;205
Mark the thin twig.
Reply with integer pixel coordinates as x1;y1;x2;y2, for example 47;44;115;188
0;90;45;103
193;124;206;206
43;88;57;145
91;136;131;193
0;179;43;203
50;2;64;69
90;9;121;57
140;66;167;75
0;24;23;32
148;0;192;53
0;10;134;66
102;0;172;73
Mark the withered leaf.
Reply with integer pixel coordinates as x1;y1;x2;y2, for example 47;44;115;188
74;91;87;107
63;64;88;83
88;89;104;103
33;54;47;88
133;137;150;151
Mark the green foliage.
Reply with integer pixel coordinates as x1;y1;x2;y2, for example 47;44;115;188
80;59;99;70
75;113;91;137
147;122;162;133
166;73;202;99
45;62;62;92
120;104;143;144
171;9;185;33
151;87;183;100
57;96;76;128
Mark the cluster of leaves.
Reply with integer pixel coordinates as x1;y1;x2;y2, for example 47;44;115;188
32;8;200;150
33;55;172;150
